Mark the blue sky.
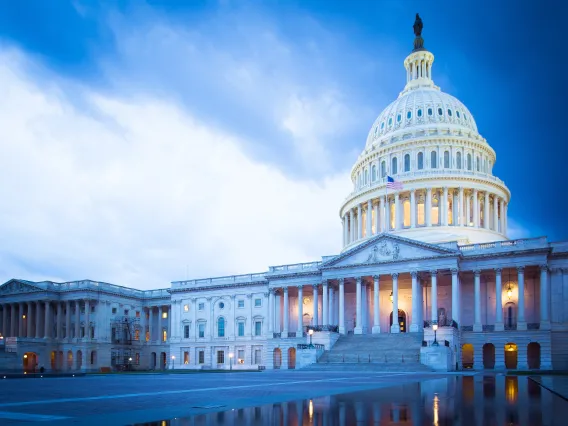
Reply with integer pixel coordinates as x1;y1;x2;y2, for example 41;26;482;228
0;1;565;289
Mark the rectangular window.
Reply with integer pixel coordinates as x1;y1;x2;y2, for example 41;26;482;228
238;349;245;364
198;350;205;364
111;328;116;342
135;311;140;318
237;300;245;308
417;202;425;225
145;331;150;342
238;321;245;337
162;311;168;319
184;325;189;339
135;353;140;364
162;329;167;342
217;350;225;364
91;305;96;313
198;303;205;311
111;307;117;314
184;351;189;365
254;298;262;307
254;349;261;365
184;304;189;312
198;323;205;338
124;309;129;316
255;321;262;336
134;329;140;341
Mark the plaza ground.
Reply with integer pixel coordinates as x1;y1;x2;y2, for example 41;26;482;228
0;370;457;425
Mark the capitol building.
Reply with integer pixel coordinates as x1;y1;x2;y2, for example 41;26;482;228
1;20;567;374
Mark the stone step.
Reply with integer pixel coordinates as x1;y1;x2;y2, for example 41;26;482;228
302;362;433;372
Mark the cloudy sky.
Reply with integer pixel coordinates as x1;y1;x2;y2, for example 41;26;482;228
0;1;564;289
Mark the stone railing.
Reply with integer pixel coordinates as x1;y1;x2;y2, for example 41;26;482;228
306;325;339;333
172;272;266;289
268;261;323;273
459;237;548;254
297;343;325;350
423;319;458;329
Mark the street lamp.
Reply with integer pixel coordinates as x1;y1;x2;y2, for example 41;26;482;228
308;329;314;348
229;352;234;370
171;355;175;370
432;323;439;346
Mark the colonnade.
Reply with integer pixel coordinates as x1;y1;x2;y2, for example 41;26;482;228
0;300;96;340
143;305;171;343
342;187;507;246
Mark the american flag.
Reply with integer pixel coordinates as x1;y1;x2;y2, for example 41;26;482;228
386;176;403;190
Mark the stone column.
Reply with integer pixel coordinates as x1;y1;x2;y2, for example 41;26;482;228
26;302;33;338
282;287;289;336
442;186;448;226
35;301;42;338
74;301;80;340
473;189;479;227
517;266;527;330
354;278;362;334
338;279;345;334
328;285;334;325
495;268;504;331
55;302;62;339
385;197;391;231
361;282;368;333
18;302;24;337
342;216;347;247
322;281;328;325
473;270;482;332
366;199;372;237
297;286;303;335
391;273;400;333
44;301;50;338
394;193;400;230
410;189;416;228
466;191;471;226
431;271;438;324
148;306;154;341
379;196;385;232
65;301;71;340
312;285;319;326
85;300;91;340
372;275;381;334
493;195;499;231
357;204;363;240
540;265;551;330
499;199;505;233
459;187;465;226
268;290;274;334
410;271;419;332
484;191;490;229
348;210;354;244
1;304;7;338
426;188;432;226
373;200;379;235
451;269;460;327
9;304;15;337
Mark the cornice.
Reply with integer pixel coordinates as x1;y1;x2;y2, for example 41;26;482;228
170;280;267;294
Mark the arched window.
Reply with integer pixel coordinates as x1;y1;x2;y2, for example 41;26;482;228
404;154;410;172
447;109;452;117
457;152;462;169
431;151;437;169
417;152;424;170
388;117;393;126
397;113;401;123
392;157;398;175
428;107;433;116
456;110;461;119
364;169;368;184
417;109;423;117
371;165;377;181
444;151;450;168
218;317;225;337
374;126;378;136
476;156;480;172
380;122;385;130
381;161;386;178
467;153;472;170
357;172;361;187
406;110;412;119
438;107;443;116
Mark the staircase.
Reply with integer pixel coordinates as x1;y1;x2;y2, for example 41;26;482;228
303;333;433;372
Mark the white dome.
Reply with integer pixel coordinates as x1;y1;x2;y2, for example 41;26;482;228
366;87;479;149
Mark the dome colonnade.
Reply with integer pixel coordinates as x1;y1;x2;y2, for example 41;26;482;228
340;36;510;249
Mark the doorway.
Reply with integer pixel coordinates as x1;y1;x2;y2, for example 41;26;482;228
23;352;37;373
288;347;296;369
389;309;407;333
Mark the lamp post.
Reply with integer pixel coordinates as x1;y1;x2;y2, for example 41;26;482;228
308;329;314;348
432;323;439;346
229;352;234;371
171;355;175;370
128;357;132;371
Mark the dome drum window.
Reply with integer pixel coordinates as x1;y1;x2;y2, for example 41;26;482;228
437;107;443;116
447;109;452;117
388;117;393;126
397;114;402;123
427;108;433;116
406;111;412;120
417;109;423;117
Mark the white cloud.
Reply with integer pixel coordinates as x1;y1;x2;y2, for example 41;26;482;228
0;47;352;289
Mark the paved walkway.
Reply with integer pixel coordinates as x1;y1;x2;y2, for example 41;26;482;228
0;370;453;425
531;375;568;401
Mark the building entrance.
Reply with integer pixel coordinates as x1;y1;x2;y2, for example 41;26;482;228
389;309;407;333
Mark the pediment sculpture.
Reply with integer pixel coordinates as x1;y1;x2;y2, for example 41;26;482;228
366;241;400;263
0;280;42;295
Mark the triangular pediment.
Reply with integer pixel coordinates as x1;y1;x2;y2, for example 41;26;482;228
0;279;45;296
323;234;458;268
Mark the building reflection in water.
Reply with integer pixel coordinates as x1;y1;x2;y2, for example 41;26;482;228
134;375;566;426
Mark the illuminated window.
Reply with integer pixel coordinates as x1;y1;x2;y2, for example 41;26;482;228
390;202;395;230
403;200;411;227
457;152;462;169
184;351;189;365
135;311;140;318
162;329;167;342
238;350;245;364
417;200;425;225
417;152;424;170
218;318;225;337
431;151;437;169
134;329;140;341
448;199;453;225
431;197;439;225
444;151;450;168
404;154;410;172
145;331;150;342
362;210;367;237
371;208;376;234
162;311;168;319
184;304;189;312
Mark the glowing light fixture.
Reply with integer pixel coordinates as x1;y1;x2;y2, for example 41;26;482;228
507;283;513;300
389;291;393;303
